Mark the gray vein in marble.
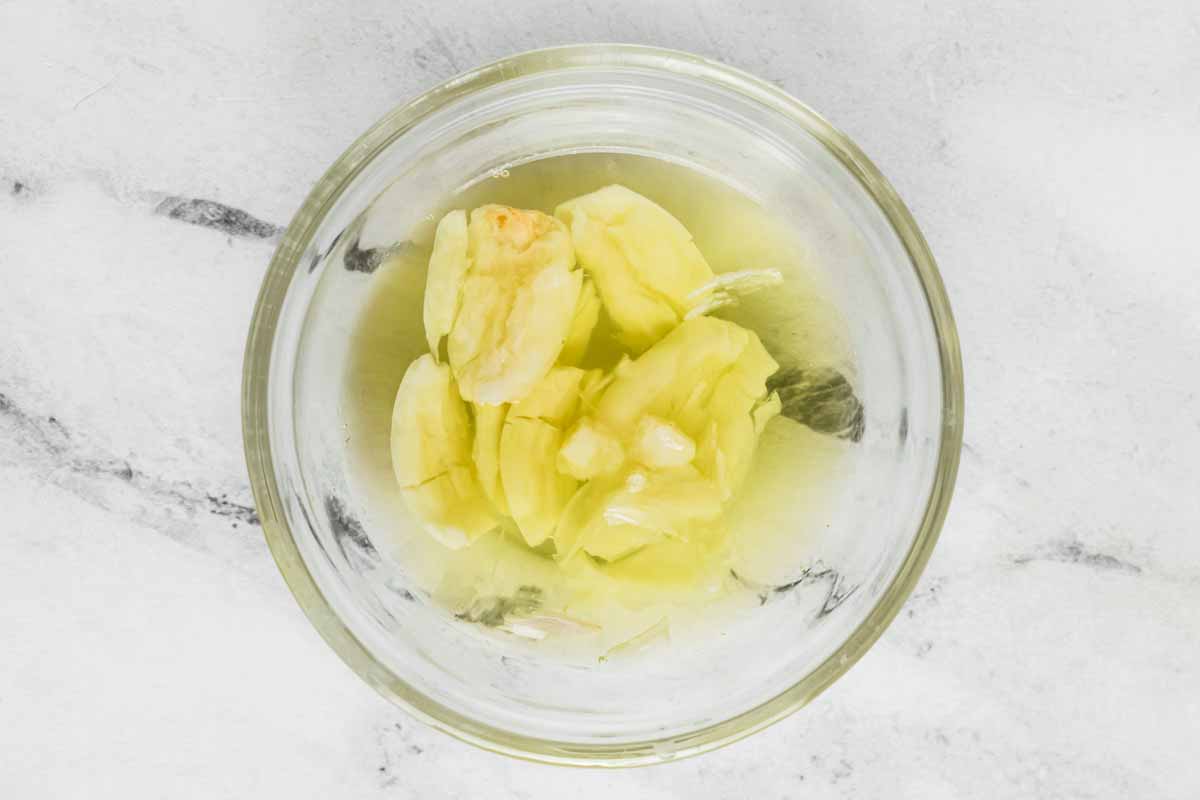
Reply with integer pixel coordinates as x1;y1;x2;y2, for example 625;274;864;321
154;196;283;240
962;440;1032;489
768;366;865;442
731;565;859;617
5;175;32;197
1012;538;1142;575
905;575;948;620
376;722;426;790
342;235;417;274
805;751;859;787
903;533;1156;629
72;75;117;110
0;390;259;527
4;167;282;245
343;235;391;274
325;494;375;554
908;574;947;600
456;585;542;628
413;35;462;74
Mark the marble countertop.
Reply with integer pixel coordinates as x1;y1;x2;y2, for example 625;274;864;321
3;1;1198;797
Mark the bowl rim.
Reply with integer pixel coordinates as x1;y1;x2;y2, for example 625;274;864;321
242;42;964;767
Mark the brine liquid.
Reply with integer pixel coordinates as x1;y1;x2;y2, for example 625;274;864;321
341;152;855;660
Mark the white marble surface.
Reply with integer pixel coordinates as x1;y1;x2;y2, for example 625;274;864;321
2;1;1198;796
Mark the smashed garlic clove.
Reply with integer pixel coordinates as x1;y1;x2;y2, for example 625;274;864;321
556;185;715;353
446;205;581;405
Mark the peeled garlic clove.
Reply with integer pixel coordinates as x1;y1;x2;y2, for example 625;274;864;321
500;367;588;547
446;205;581;405
556;185;715;353
472;402;509;515
391;355;496;547
422;210;469;359
558;278;601;366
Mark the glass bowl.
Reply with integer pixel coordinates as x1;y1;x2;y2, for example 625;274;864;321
242;44;963;766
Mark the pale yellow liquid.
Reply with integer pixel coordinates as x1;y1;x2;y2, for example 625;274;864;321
342;153;854;659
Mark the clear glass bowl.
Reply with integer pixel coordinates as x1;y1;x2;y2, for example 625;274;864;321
242;44;963;766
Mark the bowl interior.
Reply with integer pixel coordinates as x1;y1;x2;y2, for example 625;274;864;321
247;46;959;764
